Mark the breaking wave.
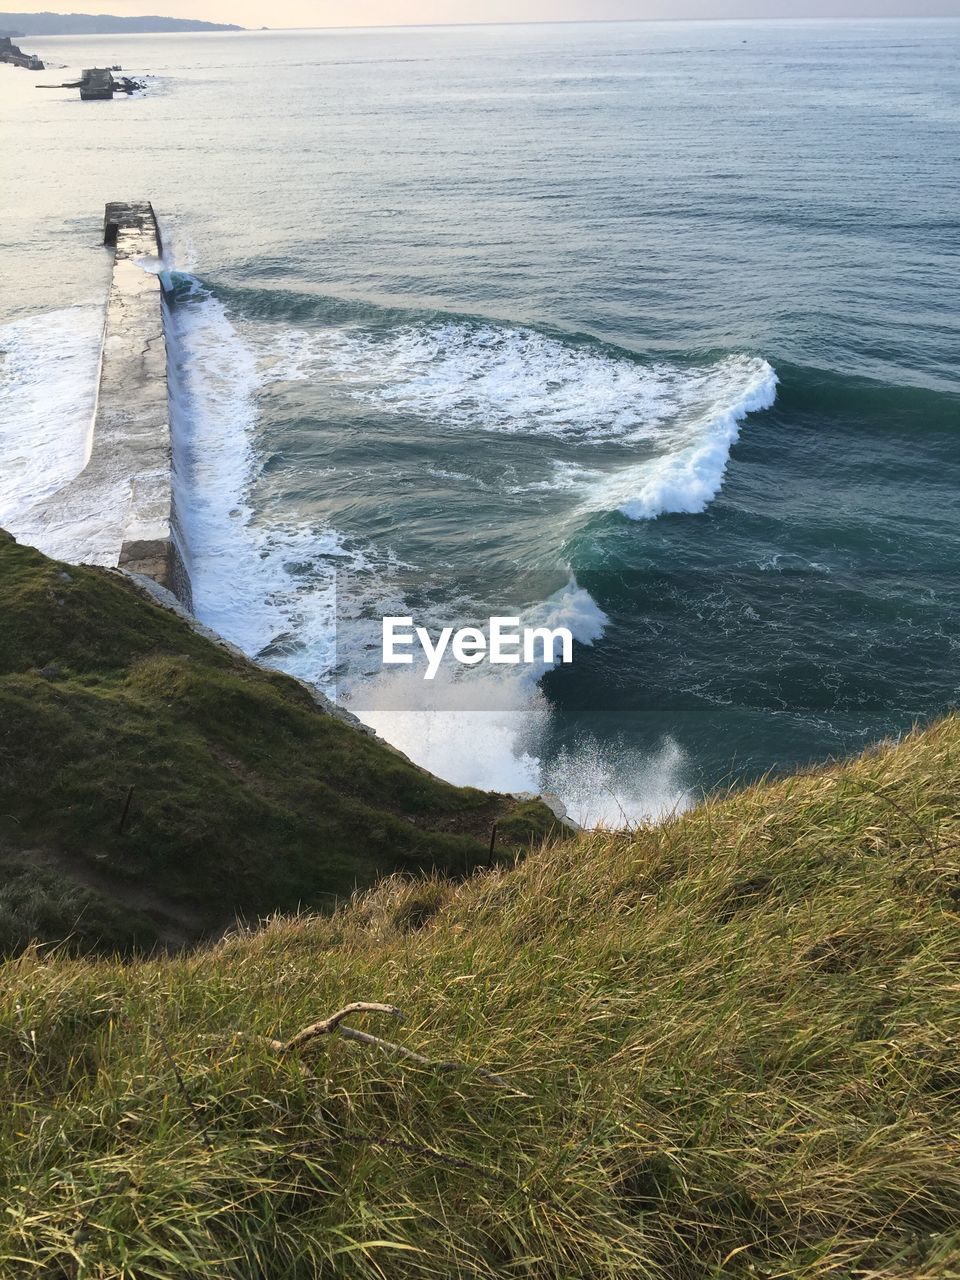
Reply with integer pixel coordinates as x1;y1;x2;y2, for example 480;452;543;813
0;280;723;825
0;304;104;546
267;317;777;520
585;356;778;519
162;283;697;823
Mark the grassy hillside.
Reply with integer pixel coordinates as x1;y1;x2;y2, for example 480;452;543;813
2;715;959;1277
0;532;557;954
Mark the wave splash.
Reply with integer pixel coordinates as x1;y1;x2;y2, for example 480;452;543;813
163;271;365;686
344;579;690;826
0;277;763;826
346;579;604;768
273;318;777;521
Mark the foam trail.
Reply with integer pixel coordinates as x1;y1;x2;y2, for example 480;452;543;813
163;273;363;687
0;304;104;549
302;319;773;437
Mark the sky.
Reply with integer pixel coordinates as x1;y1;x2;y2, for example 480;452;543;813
10;0;960;26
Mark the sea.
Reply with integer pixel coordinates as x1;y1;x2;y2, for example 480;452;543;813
1;19;958;825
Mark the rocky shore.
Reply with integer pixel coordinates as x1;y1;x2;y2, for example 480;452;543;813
36;66;147;98
0;34;42;69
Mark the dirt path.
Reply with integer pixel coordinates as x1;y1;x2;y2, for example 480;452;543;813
4;844;210;951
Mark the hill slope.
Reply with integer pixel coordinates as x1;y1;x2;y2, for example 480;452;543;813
0;12;242;35
0;532;557;953
2;708;959;1276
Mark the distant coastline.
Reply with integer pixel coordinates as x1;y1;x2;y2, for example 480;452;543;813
0;11;242;36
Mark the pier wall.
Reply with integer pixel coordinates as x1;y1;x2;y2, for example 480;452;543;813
38;201;192;607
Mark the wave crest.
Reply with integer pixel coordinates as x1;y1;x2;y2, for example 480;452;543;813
273;318;777;519
588;357;778;520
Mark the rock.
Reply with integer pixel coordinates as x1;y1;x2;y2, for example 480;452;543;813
39;664;62;680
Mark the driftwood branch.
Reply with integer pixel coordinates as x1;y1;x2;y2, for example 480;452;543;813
221;1002;524;1093
277;1002;403;1055
335;1024;516;1089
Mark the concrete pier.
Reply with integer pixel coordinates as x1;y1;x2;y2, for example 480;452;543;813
36;202;191;607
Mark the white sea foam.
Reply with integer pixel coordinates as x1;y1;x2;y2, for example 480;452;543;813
317;317;772;431
347;580;608;804
341;578;688;828
355;673;691;827
163;276;366;688
0;282;734;827
321;321;684;440
0;304;104;544
272;319;777;520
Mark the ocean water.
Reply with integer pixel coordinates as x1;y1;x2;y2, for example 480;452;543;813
1;19;959;824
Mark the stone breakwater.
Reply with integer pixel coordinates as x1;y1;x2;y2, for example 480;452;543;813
0;35;43;68
36;202;192;607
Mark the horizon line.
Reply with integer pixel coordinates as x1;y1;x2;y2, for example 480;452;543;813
268;13;960;26
24;13;960;34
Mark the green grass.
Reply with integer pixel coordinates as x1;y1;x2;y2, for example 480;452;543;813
0;862;154;956
0;532;558;953
2;715;959;1277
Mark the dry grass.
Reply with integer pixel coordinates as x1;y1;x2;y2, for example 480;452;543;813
2;717;960;1277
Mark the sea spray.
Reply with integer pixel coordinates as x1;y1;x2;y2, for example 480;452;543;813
341;579;689;826
0;279;762;825
0;304;104;554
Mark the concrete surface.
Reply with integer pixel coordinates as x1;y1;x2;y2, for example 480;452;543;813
35;201;192;607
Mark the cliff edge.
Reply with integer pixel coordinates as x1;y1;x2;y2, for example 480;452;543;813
0;532;559;954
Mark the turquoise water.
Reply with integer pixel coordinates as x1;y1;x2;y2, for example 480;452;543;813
1;20;958;821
